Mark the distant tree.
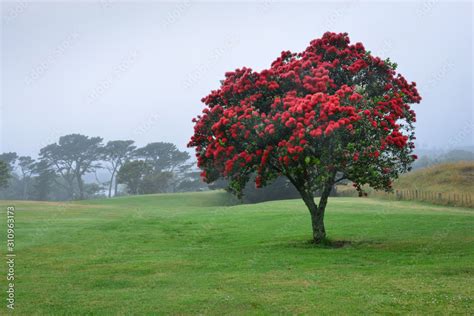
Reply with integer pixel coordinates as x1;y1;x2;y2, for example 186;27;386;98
134;142;190;172
83;183;105;199
39;134;103;200
440;149;474;162
242;176;300;203
412;149;474;170
0;152;18;171
0;161;10;189
102;140;136;197
18;156;35;199
206;175;299;202
207;177;229;190
31;160;56;201
140;171;173;194
189;32;421;243
0;152;18;195
116;160;152;195
175;170;208;192
167;162;195;192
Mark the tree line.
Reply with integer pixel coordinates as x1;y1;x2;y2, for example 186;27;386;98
0;134;207;201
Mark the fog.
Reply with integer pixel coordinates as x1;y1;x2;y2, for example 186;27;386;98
1;1;472;157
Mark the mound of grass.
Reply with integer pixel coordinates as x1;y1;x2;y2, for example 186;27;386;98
394;161;474;194
0;191;473;314
337;161;474;207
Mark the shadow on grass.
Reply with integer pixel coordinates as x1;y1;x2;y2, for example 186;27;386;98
282;238;384;249
284;238;352;249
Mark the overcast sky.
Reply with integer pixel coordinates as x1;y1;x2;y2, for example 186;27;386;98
1;1;473;158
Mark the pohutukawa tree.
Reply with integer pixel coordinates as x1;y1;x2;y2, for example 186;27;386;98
188;32;421;243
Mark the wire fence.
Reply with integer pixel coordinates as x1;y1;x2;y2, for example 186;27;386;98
336;188;474;208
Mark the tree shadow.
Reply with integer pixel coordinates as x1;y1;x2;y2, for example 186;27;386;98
284;237;388;249
286;238;353;249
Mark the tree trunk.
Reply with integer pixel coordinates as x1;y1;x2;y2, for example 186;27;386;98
300;192;324;243
108;169;116;198
298;178;334;244
66;178;75;200
313;181;333;243
23;178;29;200
114;180;119;196
77;176;84;200
108;181;113;198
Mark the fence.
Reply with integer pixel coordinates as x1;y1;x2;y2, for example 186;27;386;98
336;188;474;208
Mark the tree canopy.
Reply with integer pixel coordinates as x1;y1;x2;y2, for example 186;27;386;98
134;142;190;172
0;161;10;189
39;134;103;199
102;140;136;197
189;32;421;243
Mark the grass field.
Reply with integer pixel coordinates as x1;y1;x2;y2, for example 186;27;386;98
0;191;473;314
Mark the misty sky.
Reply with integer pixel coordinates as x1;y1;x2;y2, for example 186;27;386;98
1;1;473;158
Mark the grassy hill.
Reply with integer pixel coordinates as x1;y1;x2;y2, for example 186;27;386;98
0;191;473;314
394;161;474;194
337;161;474;207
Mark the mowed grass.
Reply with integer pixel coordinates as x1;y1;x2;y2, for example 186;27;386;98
0;191;473;315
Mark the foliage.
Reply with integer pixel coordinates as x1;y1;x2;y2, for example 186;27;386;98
101;140;136;197
31;160;57;201
241;175;300;203
175;171;210;192
0;152;18;171
116;160;153;195
18;156;36;199
39;134;103;199
0;138;202;201
116;142;194;196
140;171;174;194
0;161;10;189
208;175;300;203
134;142;190;172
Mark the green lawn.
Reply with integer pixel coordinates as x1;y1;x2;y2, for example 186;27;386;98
0;191;473;314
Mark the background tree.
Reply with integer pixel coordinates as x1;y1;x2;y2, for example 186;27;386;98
168;162;196;192
0;152;18;171
31;160;56;201
140;171;173;194
175;169;208;192
102;140;136;197
0;152;18;197
0;161;10;189
241;175;300;203
134;142;190;172
18;156;36;199
40;143;76;199
116;160;152;195
133;142;192;193
83;182;105;199
189;32;421;243
40;134;103;200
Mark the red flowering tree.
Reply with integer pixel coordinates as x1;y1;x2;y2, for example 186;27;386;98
189;32;421;243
